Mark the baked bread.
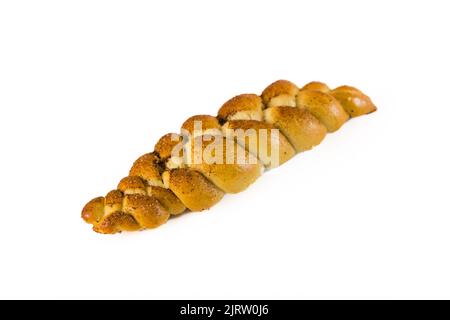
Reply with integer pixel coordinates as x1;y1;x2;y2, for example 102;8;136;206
82;80;376;234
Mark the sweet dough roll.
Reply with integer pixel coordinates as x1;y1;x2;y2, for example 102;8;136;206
82;79;377;234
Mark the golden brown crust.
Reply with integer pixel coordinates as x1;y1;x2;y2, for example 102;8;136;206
261;80;299;107
301;81;330;93
296;90;349;132
129;152;163;186
181;115;222;136
331;85;377;117
217;94;263;121
224;120;296;167
89;182;184;233
164;169;224;211
93;211;140;234
223;119;272;131
264;106;327;152
81;197;105;224
117;176;147;194
122;194;170;229
147;186;186;215
261;80;299;103
104;190;124;207
103;189;124;217
154;133;184;160
188;135;263;193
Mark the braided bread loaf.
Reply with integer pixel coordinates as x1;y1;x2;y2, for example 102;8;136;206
82;80;376;234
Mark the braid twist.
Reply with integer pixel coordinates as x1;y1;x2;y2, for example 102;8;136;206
82;80;376;234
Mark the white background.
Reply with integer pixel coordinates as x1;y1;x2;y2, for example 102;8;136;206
1;0;449;299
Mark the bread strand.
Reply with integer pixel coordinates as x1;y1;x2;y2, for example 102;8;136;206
82;80;376;234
